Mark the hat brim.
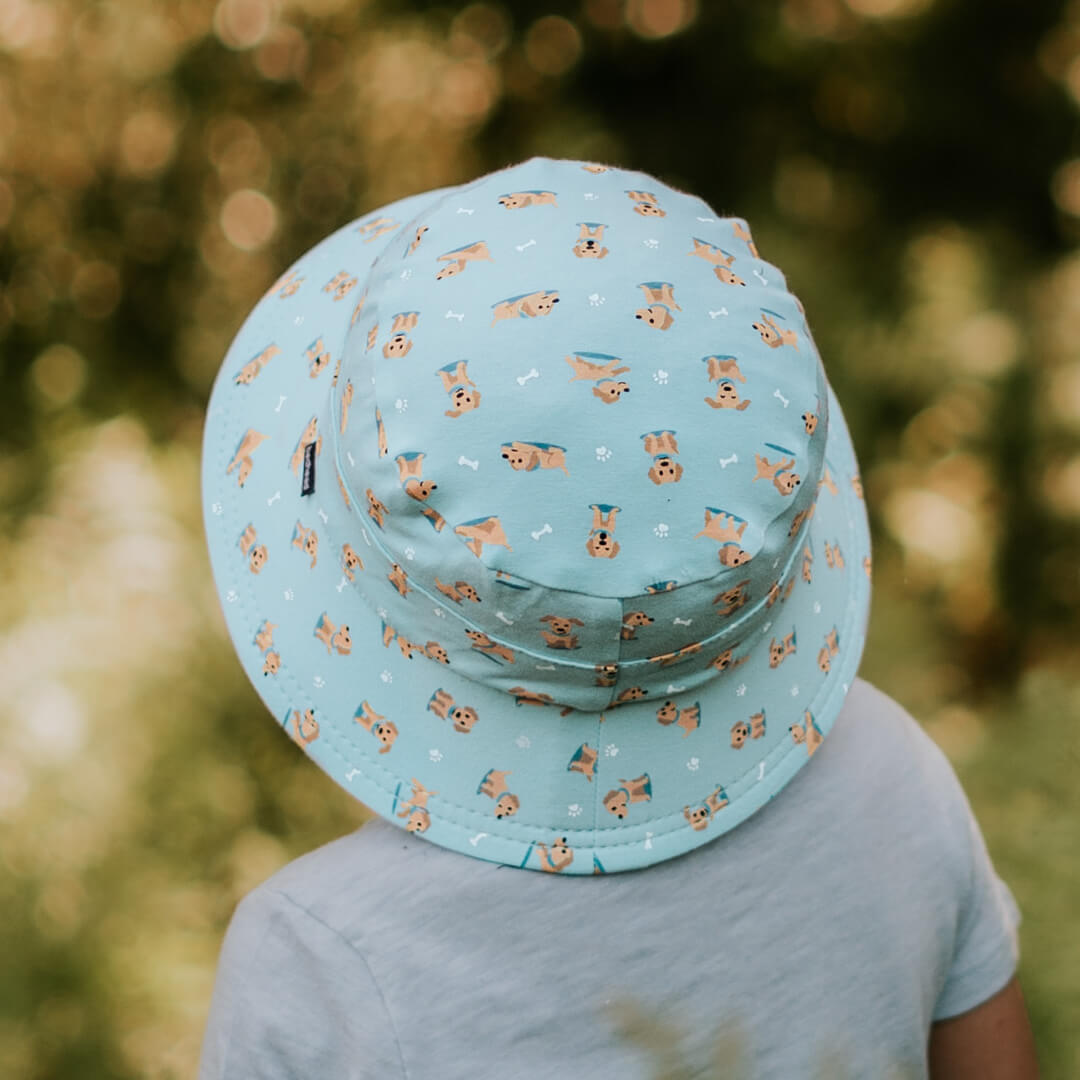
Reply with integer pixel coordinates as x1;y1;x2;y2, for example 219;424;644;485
202;190;873;875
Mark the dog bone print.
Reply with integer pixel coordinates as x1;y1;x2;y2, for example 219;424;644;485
758;761;766;780
445;309;465;322
644;831;654;849
274;394;287;412
360;528;371;546
458;455;479;470
433;607;445;617
531;523;553;540
753;268;769;286
456;207;475;215
708;308;728;318
317;508;328;523
495;610;514;625
515;238;537;252
345;768;361;782
773;388;790;408
666;683;686;693
336;576;347;593
468;832;488;846
696;216;716;223
267;491;281;506
516;368;540;386
718;453;738;468
673;617;692;626
535;663;556;670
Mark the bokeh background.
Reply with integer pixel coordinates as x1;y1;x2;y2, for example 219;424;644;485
1;0;1078;1076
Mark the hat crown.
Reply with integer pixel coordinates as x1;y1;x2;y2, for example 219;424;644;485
322;158;829;710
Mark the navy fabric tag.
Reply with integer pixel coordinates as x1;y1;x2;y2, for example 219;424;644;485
301;441;316;496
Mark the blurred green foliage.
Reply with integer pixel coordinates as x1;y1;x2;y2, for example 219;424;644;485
0;0;1078;1076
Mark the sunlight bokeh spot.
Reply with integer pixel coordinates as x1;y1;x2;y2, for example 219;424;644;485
844;0;933;16
31;344;87;408
213;0;273;51
524;16;582;77
883;487;981;563
70;261;122;320
1051;158;1080;217
221;189;277;251
119;109;179;179
23;681;88;765
626;0;699;39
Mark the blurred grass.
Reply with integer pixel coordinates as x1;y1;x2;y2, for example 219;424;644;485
0;0;1078;1077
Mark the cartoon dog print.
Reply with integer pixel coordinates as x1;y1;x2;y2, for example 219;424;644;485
292;520;318;568
340;379;354;434
683;786;730;831
238;524;268;574
354;700;398;754
620;610;654;640
375;405;388;455
851;474;864;499
366;488;388;529
864;554;872;580
226;428;268;487
490;289;560;325
824;539;845;569
501;440;569;474
534;837;574;873
465;629;515;665
648;642;702;668
498;190;558;208
336;469;351;510
695;508;751;566
350;291;367;328
790;710;823;755
646;580;677;593
765;575;796;608
641;431;683;484
435;240;493;280
768;629;796;668
395;451;437;501
510;686;555;707
269;270;303;299
455;515;512;558
730;709;766;749
366;323;378;351
358;216;398;243
613;686;648;705
586;503;620;559
573;222;609;259
323;270;358;301
567;743;598;780
234;343;280;385
603;774;652;819
383;332;413;359
408;224;428;254
705;378;751;411
656;700;701;737
688;236;735;267
752;311;798;350
539;614;584;650
254;620;277;652
387;563;410;598
305;337;331;379
788;506;816;544
564;351;631;403
427;688;480;733
710;645;749;675
434;578;481;605
817;626;841;673
314;612;351;656
732;220;759;258
818;467;839;496
704;354;747;386
262;650;280;676
288;707;319;747
477;769;519;818
802;543;814;584
754;446;801;496
715;264;746;287
396;778;436;833
595;662;619;687
635;282;679;329
713;580;750;618
424;640;450;665
626;189;665;217
342;542;364;581
802;408;819;436
289;416;322;476
437;360;482;418
582;164;609;173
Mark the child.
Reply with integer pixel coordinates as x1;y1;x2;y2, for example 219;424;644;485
198;157;1036;1077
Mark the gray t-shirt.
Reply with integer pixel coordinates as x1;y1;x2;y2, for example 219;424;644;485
197;677;1020;1079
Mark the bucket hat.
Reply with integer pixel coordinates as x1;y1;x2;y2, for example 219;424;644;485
202;156;872;874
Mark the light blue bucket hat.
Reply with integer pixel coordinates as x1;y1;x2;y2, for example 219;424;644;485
202;157;872;874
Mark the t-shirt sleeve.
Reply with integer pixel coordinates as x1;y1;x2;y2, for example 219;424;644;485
931;782;1022;1022
197;886;405;1079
